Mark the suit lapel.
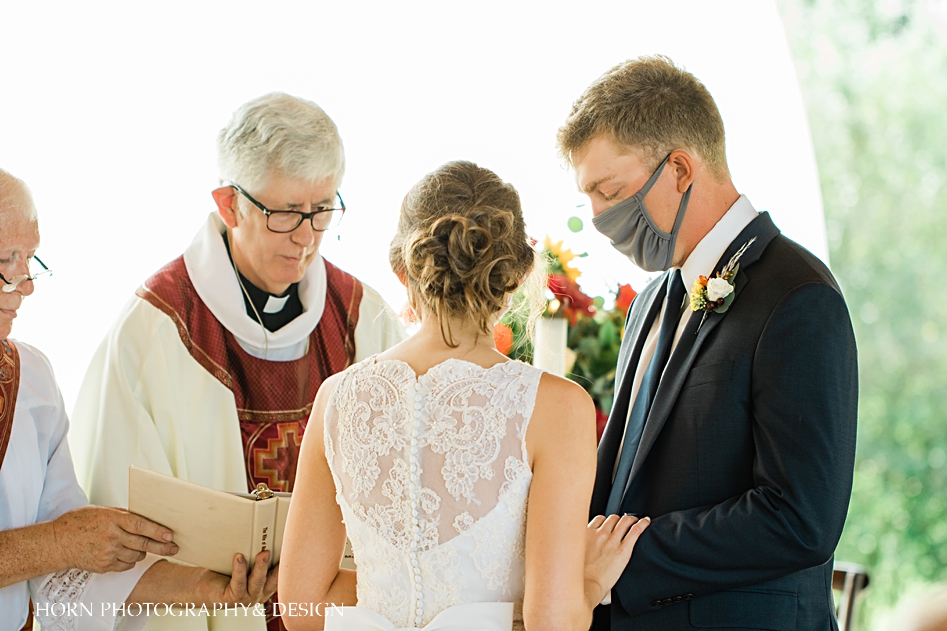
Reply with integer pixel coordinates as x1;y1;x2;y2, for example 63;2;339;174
591;273;667;515
621;213;781;497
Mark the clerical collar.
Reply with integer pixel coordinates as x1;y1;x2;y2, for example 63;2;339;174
222;234;303;333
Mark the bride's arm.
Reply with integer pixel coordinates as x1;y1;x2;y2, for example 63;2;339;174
522;374;598;630
279;374;355;631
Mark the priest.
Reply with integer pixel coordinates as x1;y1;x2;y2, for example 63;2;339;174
0;169;276;631
70;93;406;630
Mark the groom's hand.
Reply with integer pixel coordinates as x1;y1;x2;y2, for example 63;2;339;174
584;514;651;606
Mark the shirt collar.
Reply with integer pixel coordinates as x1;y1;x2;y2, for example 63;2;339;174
182;213;327;350
678;194;758;298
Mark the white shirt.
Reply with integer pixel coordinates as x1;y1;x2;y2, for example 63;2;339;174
0;339;157;631
612;195;759;477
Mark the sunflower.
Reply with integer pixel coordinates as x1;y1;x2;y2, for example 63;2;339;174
543;236;582;283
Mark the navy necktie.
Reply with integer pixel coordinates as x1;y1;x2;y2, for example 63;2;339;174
606;270;686;515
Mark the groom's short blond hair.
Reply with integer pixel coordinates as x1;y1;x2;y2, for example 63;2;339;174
557;55;729;180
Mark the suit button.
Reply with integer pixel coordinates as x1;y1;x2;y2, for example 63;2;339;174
650;600;660;607
673;596;683;602
684;593;694;600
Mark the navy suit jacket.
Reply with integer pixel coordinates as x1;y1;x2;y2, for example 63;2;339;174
592;213;858;631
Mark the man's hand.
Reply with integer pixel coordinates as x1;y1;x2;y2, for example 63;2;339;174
584;514;651;606
197;551;279;606
52;506;179;573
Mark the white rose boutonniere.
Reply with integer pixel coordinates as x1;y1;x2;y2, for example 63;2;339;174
689;237;757;333
706;277;735;302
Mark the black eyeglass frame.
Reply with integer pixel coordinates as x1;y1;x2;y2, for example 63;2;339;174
230;183;345;233
0;255;52;290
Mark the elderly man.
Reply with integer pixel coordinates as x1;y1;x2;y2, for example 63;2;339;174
71;92;405;630
562;56;858;630
0;169;275;631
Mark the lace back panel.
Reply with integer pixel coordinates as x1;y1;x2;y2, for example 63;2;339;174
324;358;543;628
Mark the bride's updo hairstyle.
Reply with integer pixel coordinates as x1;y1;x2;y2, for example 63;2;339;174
390;161;544;347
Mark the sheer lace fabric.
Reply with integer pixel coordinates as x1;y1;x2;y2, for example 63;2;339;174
325;357;542;628
31;569;93;631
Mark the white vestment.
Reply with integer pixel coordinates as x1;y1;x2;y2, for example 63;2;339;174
70;214;406;630
0;339;158;631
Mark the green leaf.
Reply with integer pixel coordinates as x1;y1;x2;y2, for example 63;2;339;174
598;319;617;346
714;288;737;314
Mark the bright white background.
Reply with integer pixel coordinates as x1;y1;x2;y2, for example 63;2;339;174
0;0;826;411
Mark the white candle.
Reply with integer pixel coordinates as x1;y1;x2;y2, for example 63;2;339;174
533;318;569;376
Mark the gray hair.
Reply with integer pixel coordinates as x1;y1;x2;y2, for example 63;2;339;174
217;92;345;192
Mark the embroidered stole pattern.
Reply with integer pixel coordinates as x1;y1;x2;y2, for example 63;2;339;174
137;256;362;493
0;339;20;469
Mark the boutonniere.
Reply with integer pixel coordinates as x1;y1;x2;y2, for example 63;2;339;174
690;237;757;333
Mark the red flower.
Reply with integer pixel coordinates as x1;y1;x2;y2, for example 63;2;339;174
494;322;514;356
548;273;595;325
595;408;608;442
615;284;637;314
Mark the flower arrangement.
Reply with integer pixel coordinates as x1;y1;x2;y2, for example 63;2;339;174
542;237;596;325
496;232;637;440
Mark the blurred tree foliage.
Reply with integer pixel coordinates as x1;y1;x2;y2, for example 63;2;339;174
778;0;947;626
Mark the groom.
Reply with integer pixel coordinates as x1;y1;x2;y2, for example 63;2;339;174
560;56;858;630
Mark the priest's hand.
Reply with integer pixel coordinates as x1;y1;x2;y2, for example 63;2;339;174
52;506;179;573
198;551;279;606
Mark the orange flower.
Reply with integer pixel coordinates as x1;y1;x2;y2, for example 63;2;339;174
698;275;709;287
494;322;514;356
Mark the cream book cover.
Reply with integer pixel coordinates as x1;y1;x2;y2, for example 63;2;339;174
128;467;357;575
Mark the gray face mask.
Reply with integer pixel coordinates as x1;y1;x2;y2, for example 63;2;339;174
591;155;691;272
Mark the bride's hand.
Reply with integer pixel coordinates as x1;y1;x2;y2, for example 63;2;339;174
584;514;651;606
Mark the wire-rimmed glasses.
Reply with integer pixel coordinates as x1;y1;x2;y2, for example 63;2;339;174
0;256;52;293
230;183;345;233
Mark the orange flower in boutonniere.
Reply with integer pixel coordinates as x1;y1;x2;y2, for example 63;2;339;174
690;237;757;332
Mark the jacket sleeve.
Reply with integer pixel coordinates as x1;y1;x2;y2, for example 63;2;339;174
612;281;858;614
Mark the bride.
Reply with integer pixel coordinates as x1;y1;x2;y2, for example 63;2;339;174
280;161;649;630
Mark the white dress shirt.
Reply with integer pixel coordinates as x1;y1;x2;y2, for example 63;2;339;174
1;340;157;631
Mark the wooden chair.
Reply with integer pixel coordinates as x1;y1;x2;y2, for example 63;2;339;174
834;562;870;631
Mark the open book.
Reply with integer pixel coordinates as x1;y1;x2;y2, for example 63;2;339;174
128;467;356;575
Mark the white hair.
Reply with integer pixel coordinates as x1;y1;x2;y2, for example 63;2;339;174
217;92;345;192
0;168;37;223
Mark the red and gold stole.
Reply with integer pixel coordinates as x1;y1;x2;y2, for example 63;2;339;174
0;339;30;631
137;256;362;493
140;257;363;628
0;338;20;469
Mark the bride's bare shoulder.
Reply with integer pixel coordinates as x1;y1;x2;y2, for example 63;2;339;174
536;371;594;405
529;371;596;435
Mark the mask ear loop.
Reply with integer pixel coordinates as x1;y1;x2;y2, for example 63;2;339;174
635;154;673;200
664;182;692;270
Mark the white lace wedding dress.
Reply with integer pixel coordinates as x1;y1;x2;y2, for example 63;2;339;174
323;356;544;630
